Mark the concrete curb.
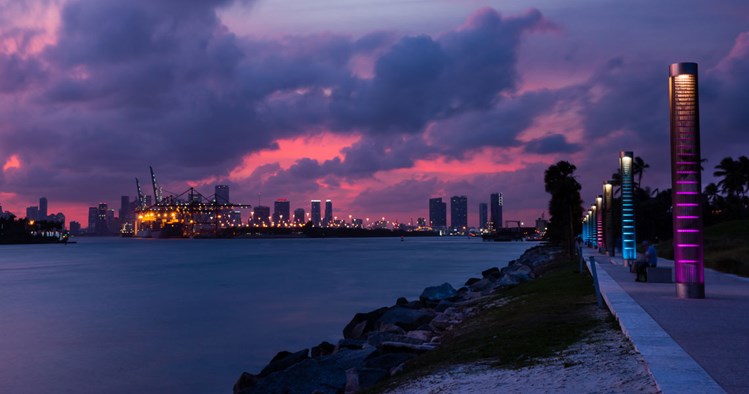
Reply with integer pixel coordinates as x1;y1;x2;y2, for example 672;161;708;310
586;256;725;394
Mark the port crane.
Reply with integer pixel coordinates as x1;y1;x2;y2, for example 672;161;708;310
133;167;251;237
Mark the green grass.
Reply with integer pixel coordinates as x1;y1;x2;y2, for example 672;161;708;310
658;219;749;277
371;257;602;392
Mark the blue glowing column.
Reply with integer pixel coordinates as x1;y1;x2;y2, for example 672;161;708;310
620;151;636;265
596;196;603;252
670;62;704;299
582;214;588;245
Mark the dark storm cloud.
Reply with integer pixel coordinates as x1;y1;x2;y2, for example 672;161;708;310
524;134;581;154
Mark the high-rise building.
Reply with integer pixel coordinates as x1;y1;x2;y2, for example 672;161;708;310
273;199;291;224
450;195;468;231
252;206;271;225
26;206;39;221
70;221;81;235
311;200;321;226
428;198;447;228
95;203;109;235
323;200;333;227
293;208;305;224
87;207;98;233
490;193;503;229
39;197;48;220
479;203;488;230
215;185;230;204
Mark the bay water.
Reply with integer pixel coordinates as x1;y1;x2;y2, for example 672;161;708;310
0;237;535;393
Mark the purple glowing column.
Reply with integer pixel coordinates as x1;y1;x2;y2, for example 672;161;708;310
589;205;597;246
596;195;603;252
669;62;704;299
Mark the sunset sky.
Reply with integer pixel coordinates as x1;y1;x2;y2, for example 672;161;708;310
1;0;749;226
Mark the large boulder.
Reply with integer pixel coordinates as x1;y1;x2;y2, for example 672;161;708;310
366;331;425;348
377;307;436;331
311;341;336;358
259;349;309;377
468;278;493;292
238;348;376;394
363;352;416;372
506;264;534;282
419;283;457;304
481;267;501;280
343;307;389;339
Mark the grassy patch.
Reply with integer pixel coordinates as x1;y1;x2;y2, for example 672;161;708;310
372;257;601;392
658;219;749;277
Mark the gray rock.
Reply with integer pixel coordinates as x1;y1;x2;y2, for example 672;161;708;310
259;348;309;377
507;264;534;282
464;277;481;286
395;297;409;306
481;267;501;279
233;372;257;393
343;307;388;339
469;277;493;292
344;367;390;393
494;274;520;288
311;341;335;358
366;331;425;348
419;282;457;304
377;306;436;331
404;330;433;342
380;341;438;353
337;338;367;351
240;348;376;394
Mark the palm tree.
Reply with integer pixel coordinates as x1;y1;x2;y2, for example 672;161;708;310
544;161;583;257
704;183;720;206
632;156;650;188
714;157;745;199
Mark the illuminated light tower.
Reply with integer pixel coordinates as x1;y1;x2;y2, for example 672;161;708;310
582;213;588;247
603;181;614;257
595;196;604;252
590;204;597;248
620;151;637;266
669;62;704;299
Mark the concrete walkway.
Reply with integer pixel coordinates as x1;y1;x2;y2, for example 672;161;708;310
582;248;749;394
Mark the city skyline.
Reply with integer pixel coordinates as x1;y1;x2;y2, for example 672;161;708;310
1;1;748;227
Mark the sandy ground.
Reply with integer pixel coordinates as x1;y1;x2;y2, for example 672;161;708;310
385;317;659;394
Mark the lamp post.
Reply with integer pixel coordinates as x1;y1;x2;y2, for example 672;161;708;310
620;151;636;266
596;196;604;253
604;181;614;257
590;204;598;248
670;62;705;299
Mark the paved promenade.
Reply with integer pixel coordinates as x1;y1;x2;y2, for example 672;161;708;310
582;247;749;394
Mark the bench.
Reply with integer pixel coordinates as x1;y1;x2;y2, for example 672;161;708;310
647;267;673;283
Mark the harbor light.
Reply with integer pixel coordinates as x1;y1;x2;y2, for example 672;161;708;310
669;62;704;299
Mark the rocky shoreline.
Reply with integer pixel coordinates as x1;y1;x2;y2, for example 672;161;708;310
233;244;561;394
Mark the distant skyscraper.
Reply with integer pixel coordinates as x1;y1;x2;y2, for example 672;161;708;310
215;185;230;204
311;200;321;226
70;221;81;235
490;193;503;229
429;198;447;228
39;197;48;220
293;208;305;224
96;203;109;235
26;206;38;221
450;195;468;230
479;203;488;230
324;200;333;226
87;207;97;233
253;206;271;225
273;199;291;224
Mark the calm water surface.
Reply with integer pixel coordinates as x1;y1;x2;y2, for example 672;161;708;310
0;237;535;393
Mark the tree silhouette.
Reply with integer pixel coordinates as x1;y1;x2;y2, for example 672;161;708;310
632;156;650;188
544;161;583;257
